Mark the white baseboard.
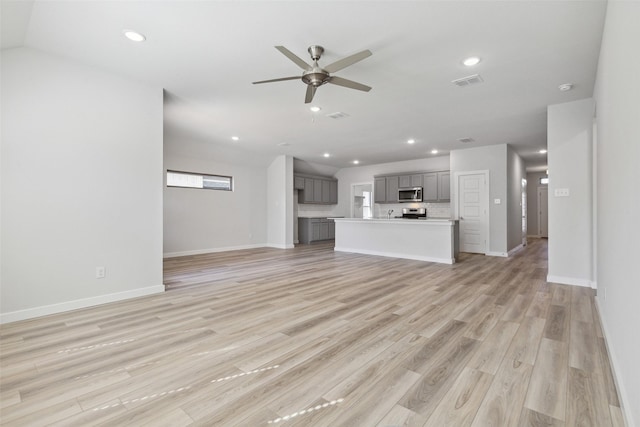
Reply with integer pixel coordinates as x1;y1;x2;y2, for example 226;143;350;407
595;298;635;427
527;234;542;238
0;285;165;324
486;251;508;257
163;244;267;258
265;243;295;249
334;246;454;264
508;244;524;257
546;274;596;288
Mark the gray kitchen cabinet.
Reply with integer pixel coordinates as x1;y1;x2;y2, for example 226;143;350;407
424;171;450;202
329;180;338;204
295;174;338;205
374;177;387;203
321;180;331;203
375;170;450;204
399;174;423;188
298;218;335;244
423;172;438;201
438;171;450;201
385;176;399;203
313;179;323;203
301;178;315;203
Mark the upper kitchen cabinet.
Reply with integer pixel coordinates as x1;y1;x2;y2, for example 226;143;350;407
386;176;399;203
399;174;423;188
438;172;450;201
424;171;450;202
375;176;401;203
374;177;387;203
296;174;338;204
376;170;450;204
294;176;305;190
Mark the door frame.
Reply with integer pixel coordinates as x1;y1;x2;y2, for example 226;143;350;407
453;170;490;254
350;182;373;218
537;186;549;238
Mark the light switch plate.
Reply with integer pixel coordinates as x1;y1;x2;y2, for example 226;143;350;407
494;198;501;204
554;188;570;197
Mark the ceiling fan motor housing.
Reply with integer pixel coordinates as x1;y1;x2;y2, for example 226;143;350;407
302;68;330;87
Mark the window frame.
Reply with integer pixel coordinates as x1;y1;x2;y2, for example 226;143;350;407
166;169;233;191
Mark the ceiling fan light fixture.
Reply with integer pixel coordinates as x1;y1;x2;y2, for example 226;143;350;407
123;30;146;42
463;56;481;66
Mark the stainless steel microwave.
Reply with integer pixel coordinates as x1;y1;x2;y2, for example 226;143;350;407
398;187;423;203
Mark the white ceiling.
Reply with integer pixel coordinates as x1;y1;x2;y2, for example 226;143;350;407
1;0;607;170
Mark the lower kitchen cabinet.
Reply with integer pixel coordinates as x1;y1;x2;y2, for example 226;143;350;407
298;218;335;244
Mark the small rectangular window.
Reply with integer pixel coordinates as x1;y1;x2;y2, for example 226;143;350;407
540;177;549;185
167;170;232;191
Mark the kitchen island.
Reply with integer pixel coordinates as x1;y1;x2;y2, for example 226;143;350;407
333;218;459;264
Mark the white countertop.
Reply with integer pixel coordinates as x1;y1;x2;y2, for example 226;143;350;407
331;217;457;225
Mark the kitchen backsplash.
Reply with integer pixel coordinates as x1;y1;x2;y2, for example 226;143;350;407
373;202;451;219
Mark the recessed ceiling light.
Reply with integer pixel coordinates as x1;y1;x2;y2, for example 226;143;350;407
431;149;439;154
323;153;330;158
407;139;415;144
539;149;547;154
310;106;321;112
353;160;360;165
558;83;573;92
462;56;481;67
231;136;239;141
123;30;146;42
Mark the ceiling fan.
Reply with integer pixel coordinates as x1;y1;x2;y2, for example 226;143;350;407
252;45;372;103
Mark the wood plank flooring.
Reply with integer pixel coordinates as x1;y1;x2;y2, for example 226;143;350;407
0;238;624;426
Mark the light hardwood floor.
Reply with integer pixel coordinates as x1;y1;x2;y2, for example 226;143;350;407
0;239;624;426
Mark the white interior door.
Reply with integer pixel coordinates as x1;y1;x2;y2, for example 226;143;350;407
458;173;488;254
538;187;548;238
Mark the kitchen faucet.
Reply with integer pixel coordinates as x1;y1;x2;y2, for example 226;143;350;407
387;209;394;219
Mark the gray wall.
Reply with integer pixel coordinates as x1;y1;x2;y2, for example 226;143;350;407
507;146;526;250
593;1;640;424
526;172;548;236
163;129;270;256
450;144;509;255
267;155;294;249
1;48;164;322
547;98;595;287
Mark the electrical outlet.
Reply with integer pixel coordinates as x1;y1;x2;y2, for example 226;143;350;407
96;266;106;279
554;188;570;197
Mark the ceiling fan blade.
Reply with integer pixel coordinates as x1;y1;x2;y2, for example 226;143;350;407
327;76;372;92
275;46;311;70
252;76;300;84
324;50;372;73
305;85;317;104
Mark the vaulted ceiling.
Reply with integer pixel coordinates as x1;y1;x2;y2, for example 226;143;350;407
1;1;607;170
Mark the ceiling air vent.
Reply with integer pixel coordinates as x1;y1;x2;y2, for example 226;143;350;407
458;137;475;143
326;112;350;120
452;74;484;87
